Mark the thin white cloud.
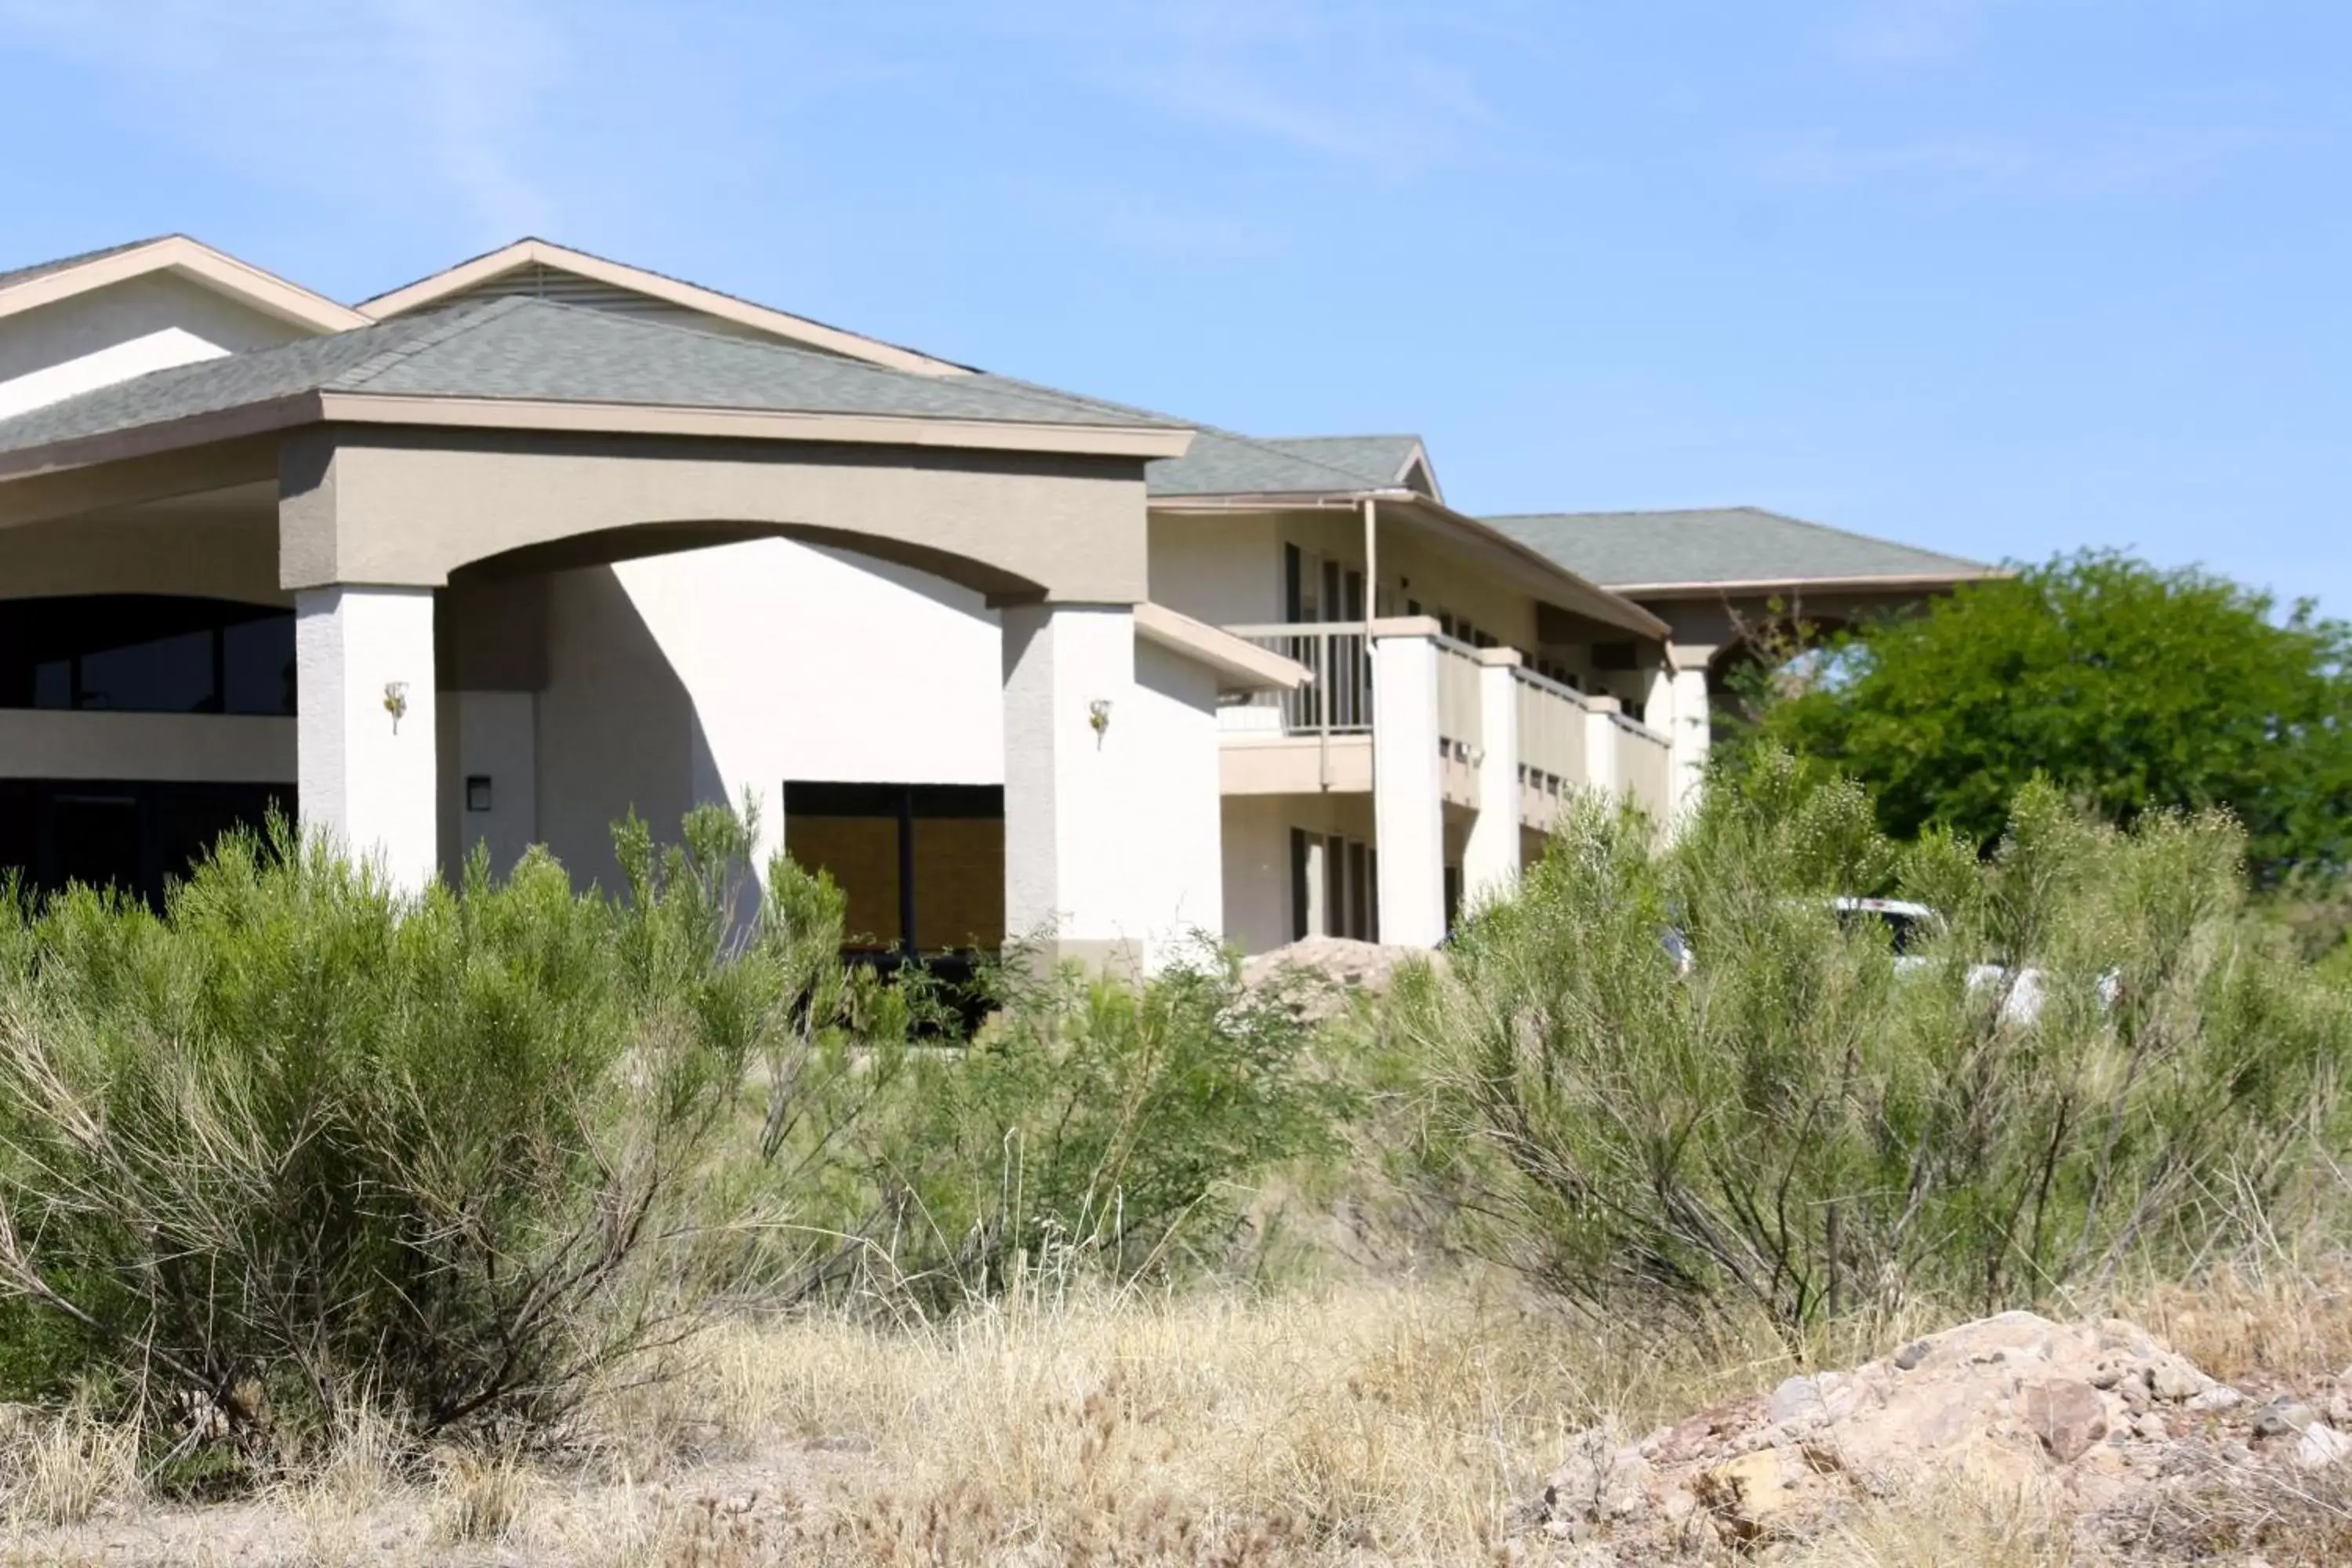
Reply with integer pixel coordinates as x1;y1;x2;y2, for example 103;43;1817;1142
0;0;562;238
958;0;1507;176
1829;0;2008;67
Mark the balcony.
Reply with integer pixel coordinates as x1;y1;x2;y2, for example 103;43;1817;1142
1219;620;1674;824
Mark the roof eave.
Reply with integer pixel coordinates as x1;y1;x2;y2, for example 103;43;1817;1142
0;393;1193;485
1387;494;1674;641
1134;601;1312;693
1610;568;2005;597
1150;486;1672;643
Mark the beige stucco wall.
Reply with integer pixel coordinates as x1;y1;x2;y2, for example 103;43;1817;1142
0;511;285;605
0;711;294;782
1147;513;1286;627
1220;792;1378;955
279;431;1154;604
1185;506;1596;677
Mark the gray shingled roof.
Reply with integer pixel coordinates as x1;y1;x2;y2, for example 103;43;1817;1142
1485;507;1992;592
1259;435;1428;492
0;236;171;294
0;296;1183;457
963;375;1392;499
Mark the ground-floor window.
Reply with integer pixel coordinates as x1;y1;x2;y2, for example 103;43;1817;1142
1288;827;1377;942
0;779;292;909
0;596;296;715
782;782;1004;957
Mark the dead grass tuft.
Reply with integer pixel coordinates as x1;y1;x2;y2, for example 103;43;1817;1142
0;1399;143;1529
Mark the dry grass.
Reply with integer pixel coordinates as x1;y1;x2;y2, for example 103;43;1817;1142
9;1267;2352;1564
0;1399;143;1530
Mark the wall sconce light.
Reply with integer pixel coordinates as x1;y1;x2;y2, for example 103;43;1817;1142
466;775;494;813
1087;699;1112;747
383;681;409;733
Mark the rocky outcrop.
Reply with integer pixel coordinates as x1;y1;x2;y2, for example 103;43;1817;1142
1238;938;1436;1021
1526;1311;2352;1558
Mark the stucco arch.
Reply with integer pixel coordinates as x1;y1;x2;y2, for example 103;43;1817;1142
278;427;1151;605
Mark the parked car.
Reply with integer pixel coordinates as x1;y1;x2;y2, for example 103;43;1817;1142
1665;898;2115;1027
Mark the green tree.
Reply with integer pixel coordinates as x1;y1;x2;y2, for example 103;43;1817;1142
1759;550;2352;880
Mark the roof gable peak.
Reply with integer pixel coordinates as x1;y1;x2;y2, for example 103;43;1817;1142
0;234;368;333
356;237;970;378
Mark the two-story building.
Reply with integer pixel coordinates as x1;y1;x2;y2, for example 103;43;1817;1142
0;234;1993;964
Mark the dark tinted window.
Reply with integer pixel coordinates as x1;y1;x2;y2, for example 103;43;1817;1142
0;596;296;715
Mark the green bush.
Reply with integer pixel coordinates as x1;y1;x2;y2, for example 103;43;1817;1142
841;940;1348;1305
0;806;878;1449
1403;754;2352;1338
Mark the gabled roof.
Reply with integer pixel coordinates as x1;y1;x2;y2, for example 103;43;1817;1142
0;234;370;332
0;236;169;292
1260;435;1439;499
954;376;1663;637
955;374;1383;499
1483;506;1995;595
356;237;969;378
0;296;1189;475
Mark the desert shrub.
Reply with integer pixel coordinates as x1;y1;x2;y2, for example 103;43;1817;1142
0;805;887;1451
846;941;1350;1304
1403;753;2352;1338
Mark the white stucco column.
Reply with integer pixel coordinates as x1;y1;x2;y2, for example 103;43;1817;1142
1584;694;1624;804
1666;644;1718;822
1461;646;1522;911
296;586;437;894
1002;603;1149;970
1370;618;1446;948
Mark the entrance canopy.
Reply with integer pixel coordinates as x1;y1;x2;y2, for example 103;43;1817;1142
0;295;1192;604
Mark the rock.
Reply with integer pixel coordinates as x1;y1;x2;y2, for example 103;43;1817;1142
2295;1424;2351;1470
2149;1356;2211;1403
2020;1378;2110;1463
1238;938;1435;1020
1769;1374;1827;1426
1523;1310;2307;1560
2253;1399;2319;1438
1695;1450;1801;1540
1541;1430;1653;1525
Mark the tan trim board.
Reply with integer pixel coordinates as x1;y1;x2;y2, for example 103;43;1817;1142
1218;733;1374;796
316;393;1194;458
1615;570;2005;596
1134;601;1310;692
356;238;969;377
0;237;368;332
0;393;1194;485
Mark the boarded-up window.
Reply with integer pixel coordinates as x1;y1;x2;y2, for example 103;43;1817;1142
782;813;902;950
912;816;1004;950
783;782;1004;954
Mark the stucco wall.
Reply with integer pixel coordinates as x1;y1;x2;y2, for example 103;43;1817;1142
1126;639;1225;958
0;273;311;419
531;539;1004;891
1147;513;1285;628
0;513;285;605
1220;792;1379;955
0;711;294;782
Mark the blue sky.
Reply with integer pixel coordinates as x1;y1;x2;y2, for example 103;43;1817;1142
2;1;2345;613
